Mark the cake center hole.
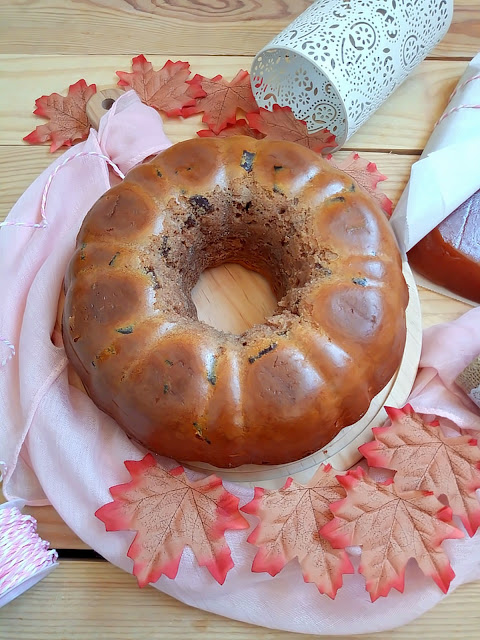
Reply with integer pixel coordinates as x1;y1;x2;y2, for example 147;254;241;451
191;263;278;334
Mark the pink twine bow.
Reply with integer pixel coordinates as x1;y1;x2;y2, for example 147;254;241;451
0;151;125;230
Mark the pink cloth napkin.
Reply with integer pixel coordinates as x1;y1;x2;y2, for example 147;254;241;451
409;315;480;431
1;92;479;634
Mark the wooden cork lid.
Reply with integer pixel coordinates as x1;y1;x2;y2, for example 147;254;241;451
86;88;125;130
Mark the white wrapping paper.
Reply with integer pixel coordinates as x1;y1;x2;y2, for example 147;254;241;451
391;53;480;254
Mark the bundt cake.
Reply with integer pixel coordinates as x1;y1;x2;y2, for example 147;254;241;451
63;136;409;468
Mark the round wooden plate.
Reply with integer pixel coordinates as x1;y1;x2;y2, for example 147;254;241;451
185;260;422;489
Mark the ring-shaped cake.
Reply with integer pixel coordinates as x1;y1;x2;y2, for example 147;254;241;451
63;136;408;468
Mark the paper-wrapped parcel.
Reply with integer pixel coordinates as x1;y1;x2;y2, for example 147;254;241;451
391;53;480;253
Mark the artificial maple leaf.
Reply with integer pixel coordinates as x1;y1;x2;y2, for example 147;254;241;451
23;79;96;152
242;464;354;598
95;453;249;587
182;70;259;134
246;104;336;154
327;152;393;216
321;468;463;602
197;119;265;140
360;404;480;537
116;55;205;117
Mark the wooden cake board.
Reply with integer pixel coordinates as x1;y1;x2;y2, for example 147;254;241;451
186;260;422;489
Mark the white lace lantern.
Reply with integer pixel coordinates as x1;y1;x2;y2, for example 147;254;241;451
251;0;453;149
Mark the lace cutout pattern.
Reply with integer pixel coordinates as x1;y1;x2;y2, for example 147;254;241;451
251;0;452;146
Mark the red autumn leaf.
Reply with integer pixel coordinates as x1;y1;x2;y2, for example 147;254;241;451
116;55;205;117
246;104;336;154
242;464;354;598
95;453;249;587
327;152;393;216
197;119;265;140
321;468;463;602
23;79;96;153
360;404;480;537
182;70;259;134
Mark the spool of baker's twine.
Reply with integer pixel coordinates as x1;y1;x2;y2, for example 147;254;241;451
456;355;480;409
0;494;58;608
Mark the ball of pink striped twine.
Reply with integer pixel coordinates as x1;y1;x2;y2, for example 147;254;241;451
0;501;58;607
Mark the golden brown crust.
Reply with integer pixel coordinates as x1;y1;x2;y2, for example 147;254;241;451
63;136;408;468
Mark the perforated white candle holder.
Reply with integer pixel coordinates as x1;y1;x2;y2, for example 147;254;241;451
251;0;453;149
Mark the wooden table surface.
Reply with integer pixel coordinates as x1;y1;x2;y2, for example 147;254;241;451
1;1;479;638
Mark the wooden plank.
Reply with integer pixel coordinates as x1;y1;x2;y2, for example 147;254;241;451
435;2;480;58
0;560;479;639
0;55;466;153
0;146;415;222
417;288;472;327
0;0;477;58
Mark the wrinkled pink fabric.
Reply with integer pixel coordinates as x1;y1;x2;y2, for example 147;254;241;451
409;313;480;431
1;92;480;634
